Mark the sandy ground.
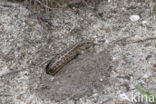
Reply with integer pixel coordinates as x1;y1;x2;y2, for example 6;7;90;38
0;0;156;104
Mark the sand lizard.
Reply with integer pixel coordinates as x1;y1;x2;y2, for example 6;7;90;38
46;40;94;76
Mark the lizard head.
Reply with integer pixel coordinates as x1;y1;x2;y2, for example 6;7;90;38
78;40;94;50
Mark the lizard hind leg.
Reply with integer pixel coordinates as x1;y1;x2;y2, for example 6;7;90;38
77;49;85;55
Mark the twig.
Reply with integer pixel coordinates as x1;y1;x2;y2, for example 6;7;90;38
0;94;12;97
111;35;135;46
128;36;156;44
0;69;25;78
34;0;60;10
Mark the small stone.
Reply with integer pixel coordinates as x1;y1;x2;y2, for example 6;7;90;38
118;93;131;102
154;30;156;36
152;64;156;71
105;27;111;33
144;42;152;47
105;40;109;44
100;78;103;81
153;64;156;67
142;21;147;26
129;15;140;22
143;72;151;78
153;67;156;71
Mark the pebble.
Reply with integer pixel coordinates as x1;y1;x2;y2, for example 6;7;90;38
154;30;156;36
118;93;131;102
129;15;140;22
143;72;151;79
142;20;148;26
105;40;109;44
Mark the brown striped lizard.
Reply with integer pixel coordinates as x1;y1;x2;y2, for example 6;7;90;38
46;40;94;76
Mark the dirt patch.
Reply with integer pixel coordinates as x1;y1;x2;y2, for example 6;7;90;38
37;51;111;102
0;0;156;104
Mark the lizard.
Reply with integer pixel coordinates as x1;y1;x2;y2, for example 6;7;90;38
46;40;94;76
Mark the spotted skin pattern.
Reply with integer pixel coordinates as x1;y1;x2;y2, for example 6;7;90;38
46;40;94;76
